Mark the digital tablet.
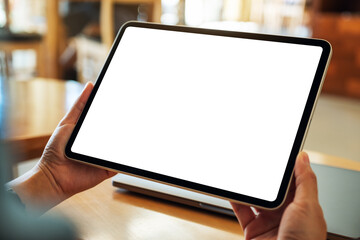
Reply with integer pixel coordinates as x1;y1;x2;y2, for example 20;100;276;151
65;21;331;209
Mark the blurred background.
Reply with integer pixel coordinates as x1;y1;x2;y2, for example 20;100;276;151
0;0;359;178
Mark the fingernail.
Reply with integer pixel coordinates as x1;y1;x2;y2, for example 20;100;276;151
300;152;310;164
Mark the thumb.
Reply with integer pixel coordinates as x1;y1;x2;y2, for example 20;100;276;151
59;82;94;126
293;152;319;202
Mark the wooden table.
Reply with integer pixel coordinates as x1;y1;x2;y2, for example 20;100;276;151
49;178;245;240
0;77;84;163
3;77;360;239
46;152;360;240
0;32;45;78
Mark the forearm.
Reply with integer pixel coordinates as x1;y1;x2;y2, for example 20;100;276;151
6;166;65;214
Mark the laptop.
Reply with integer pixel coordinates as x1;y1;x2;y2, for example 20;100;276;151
113;163;360;239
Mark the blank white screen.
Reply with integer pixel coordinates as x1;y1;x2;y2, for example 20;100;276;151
72;26;322;201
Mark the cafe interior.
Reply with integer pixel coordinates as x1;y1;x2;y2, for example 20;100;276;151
1;0;359;239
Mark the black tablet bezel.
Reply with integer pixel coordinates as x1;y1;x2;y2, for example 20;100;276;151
65;21;331;209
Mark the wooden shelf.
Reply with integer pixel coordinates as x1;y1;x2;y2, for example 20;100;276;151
311;0;360;99
312;13;360;99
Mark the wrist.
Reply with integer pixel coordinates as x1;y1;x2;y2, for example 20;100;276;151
6;165;65;214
